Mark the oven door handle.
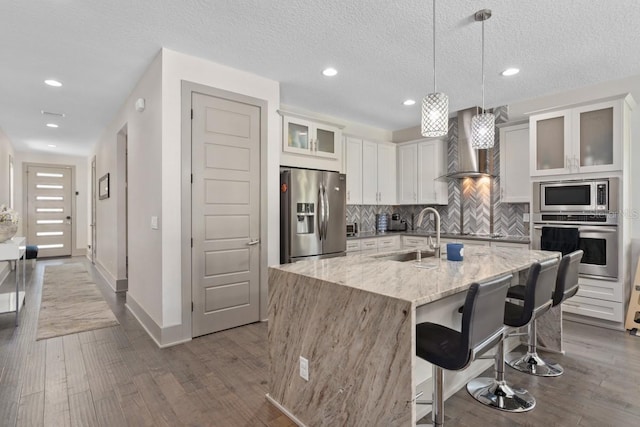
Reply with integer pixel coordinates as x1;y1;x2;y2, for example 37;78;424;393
533;225;617;233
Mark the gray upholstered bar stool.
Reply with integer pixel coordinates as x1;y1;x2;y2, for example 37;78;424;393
415;274;512;427
466;257;559;412
506;250;583;376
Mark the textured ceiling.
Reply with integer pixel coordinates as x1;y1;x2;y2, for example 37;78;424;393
2;0;640;156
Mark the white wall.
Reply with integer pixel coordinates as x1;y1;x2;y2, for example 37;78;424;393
161;48;281;329
13;151;89;255
508;73;640;239
92;52;163;319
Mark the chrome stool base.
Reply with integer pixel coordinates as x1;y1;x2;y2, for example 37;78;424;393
506;351;564;377
466;378;536;412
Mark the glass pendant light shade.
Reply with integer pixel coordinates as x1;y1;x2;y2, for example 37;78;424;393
471;112;495;148
472;9;494;148
421;92;448;137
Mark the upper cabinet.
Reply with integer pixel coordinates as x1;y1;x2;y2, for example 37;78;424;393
397;143;418;204
362;140;396;205
397;138;448;205
530;95;634;177
344;137;363;204
499;122;530;203
283;115;341;158
280;111;343;172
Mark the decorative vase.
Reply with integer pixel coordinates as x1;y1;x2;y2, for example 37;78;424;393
0;222;18;243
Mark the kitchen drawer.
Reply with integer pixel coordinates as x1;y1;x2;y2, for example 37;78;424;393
359;238;379;251
562;295;623;322
576;276;623;303
378;235;401;251
346;240;361;253
491;241;529;250
402;236;429;248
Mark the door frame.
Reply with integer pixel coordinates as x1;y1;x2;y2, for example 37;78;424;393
180;81;269;338
91;156;97;263
23;162;76;257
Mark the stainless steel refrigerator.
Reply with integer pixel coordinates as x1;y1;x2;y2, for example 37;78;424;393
280;168;346;263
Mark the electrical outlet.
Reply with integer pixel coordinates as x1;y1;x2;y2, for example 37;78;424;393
151;216;159;229
523;213;530;223
299;356;309;381
429;213;434;220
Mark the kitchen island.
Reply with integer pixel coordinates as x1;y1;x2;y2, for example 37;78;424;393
267;246;560;426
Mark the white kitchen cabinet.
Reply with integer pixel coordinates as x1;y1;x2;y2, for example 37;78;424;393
490;241;529;250
529;95;633;177
562;295;623;323
377;235;401;251
282;114;341;159
397;138;447;205
344;137;363;204
499;122;531;203
402;236;430;248
397;144;418;204
359;238;379;254
346;240;362;253
417;139;448;204
362;140;396;205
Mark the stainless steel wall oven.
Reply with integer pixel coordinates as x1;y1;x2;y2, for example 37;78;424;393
533;178;619;280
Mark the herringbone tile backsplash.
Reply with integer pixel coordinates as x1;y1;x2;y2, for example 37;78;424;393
346;105;529;236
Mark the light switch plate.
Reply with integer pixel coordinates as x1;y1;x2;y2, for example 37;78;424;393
151;216;159;229
299;356;309;381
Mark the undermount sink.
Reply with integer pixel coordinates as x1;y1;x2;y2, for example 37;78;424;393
374;250;436;263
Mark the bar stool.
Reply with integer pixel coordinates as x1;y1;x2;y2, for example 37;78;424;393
466;257;559;412
415;273;512;427
506;250;583;376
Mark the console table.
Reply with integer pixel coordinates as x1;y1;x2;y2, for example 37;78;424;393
0;237;26;326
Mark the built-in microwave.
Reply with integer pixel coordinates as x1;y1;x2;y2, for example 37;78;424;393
534;179;616;213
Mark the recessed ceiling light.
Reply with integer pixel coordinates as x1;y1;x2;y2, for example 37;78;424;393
44;79;62;87
322;68;338;77
48;144;57;148
403;99;416;106
46;123;59;128
501;68;520;77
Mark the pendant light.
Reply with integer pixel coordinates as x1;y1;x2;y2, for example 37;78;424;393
471;9;495;149
421;0;448;137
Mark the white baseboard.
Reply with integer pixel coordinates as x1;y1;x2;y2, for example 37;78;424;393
564;313;625;331
94;261;127;293
126;293;191;348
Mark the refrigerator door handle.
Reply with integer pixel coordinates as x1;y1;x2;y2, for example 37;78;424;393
318;185;324;240
323;185;330;240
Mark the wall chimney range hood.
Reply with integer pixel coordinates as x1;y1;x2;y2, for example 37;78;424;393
444;107;493;179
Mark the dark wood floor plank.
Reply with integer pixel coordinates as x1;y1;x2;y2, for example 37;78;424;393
68;390;99;427
93;391;127;427
43;337;71;427
19;339;45;398
62;334;90;396
16;390;44;427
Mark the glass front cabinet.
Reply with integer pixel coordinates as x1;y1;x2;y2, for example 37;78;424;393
530;95;633;177
283;115;341;159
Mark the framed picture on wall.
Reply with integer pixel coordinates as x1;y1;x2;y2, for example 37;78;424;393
99;173;110;200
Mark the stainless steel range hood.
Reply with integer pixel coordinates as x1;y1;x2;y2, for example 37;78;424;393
445;107;492;179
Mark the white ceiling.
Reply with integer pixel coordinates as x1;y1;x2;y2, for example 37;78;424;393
2;0;640;156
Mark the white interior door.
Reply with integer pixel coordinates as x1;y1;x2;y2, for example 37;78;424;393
191;92;261;337
26;164;73;257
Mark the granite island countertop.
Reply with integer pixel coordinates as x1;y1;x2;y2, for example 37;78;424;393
271;246;557;308
348;230;530;244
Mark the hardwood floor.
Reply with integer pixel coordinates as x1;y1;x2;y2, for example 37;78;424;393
1;257;639;426
0;258;293;427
